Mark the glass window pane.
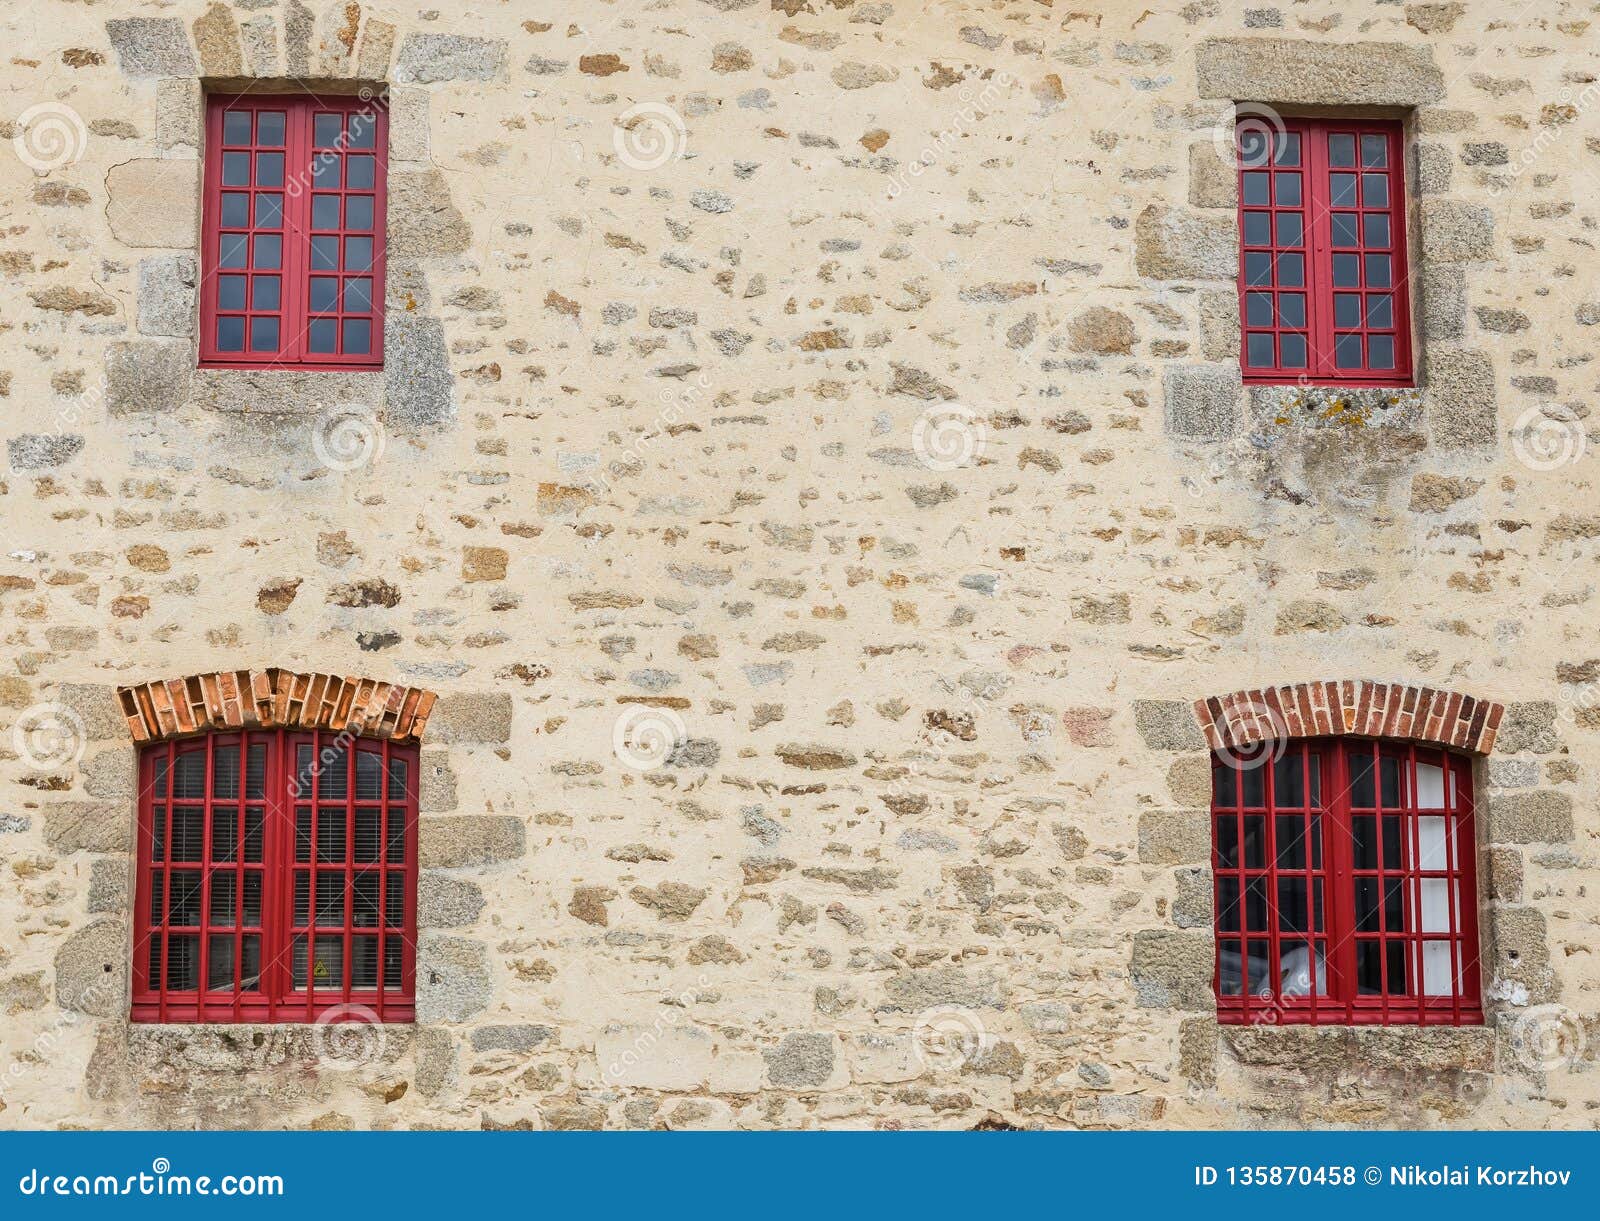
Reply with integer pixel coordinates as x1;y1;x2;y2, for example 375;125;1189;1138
355;809;382;862
313;156;341;188
1380;756;1401;807
212;810;237;862
254;193;283;228
255;151;284;187
1278;333;1306;369
310;277;339;311
1242;172;1270;205
1330;173;1357;206
386;808;407;863
317;812;346;862
1350;752;1376;807
1242;814;1265;867
1238;128;1270;169
219;234;248;268
212;745;240;797
207;934;236;992
1281;941;1325;997
1332;253;1360;287
312;194;341;229
219;274;247;310
1420;877;1455;935
344;278;372;313
1418;815;1448;870
1277;293;1305;328
387;757;410;800
223;111;252;145
313;935;344;990
1274;173;1301;206
1215;815;1239;869
1334;293;1361;328
1275;814;1306;868
1331;213;1359;248
241;935;261;990
1365;254;1392;288
1422;941;1454;996
209;873;237;925
356;752;383;800
314;113;344;147
345;195;375;231
1241;766;1264;808
1386;940;1409;995
1244;252;1272;287
1361;133;1388;168
1355;878;1380;931
1368;334;1395;370
1328;133;1356;167
1335;333;1364;369
347;155;375;190
354;872;381;924
309;319;338;353
345;236;373;271
1245;941;1270;994
221;192;249;226
169;872;201;924
1243;211;1271;246
295;808;312;862
342;319;371;354
1275;213;1302;246
311;236;340;270
1216;876;1240;931
1274;132;1300;166
251;276;280;311
316;872;345;924
384;937;404;990
347;112;377;149
216;314;245;351
352;936;380;989
1276;253;1303;287
1352;814;1377;869
1246;332;1274;368
253;234;281;270
1218;939;1243;995
1363;213;1391;248
1273;753;1305;806
1244;877;1269;931
166;935;199;992
1365;294;1393;328
249;316;279;352
244;807;264;862
1362;173;1388;208
1277;877;1309;931
1245;291;1273;327
257;111;286;147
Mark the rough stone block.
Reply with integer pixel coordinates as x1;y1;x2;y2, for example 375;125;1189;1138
87;856;130;914
416;935;491;1023
191;368;380;415
1163;364;1242;440
428;693;513;743
105;159;199;248
419;748;457;812
1495;701;1559;754
1131;930;1214;1009
82;749;135;800
394;34;506;84
8;435;85;471
1420;264;1466;342
418;872;485;927
1490;907;1555;1004
1486;791;1573;844
57;684;127;740
1134;699;1206;750
106;17;197;78
136;255;196;337
1196;37;1443;106
1173;867;1213;928
55;920;127;1017
1420;200;1495;263
1188;141;1236;208
469;1024;555;1054
44;803;128;854
1424;348;1496;448
384;314;454;430
1135;205;1235;280
1178;1016;1217;1085
419;815;526;869
1198;289;1241;362
191;2;242;75
106;341;194;415
389;87;431;163
763;1032;838;1089
1138;810;1211;864
880;966;1005;1012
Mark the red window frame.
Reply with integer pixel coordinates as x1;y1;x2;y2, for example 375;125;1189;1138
199;93;388;371
132;729;417;1023
1236;117;1414;385
1211;738;1482;1026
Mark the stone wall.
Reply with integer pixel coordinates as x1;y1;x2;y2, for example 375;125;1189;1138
0;0;1596;1130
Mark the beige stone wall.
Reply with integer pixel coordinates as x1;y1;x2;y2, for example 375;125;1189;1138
0;0;1596;1129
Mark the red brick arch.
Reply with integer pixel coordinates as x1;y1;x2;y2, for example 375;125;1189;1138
116;668;436;746
1193;681;1504;757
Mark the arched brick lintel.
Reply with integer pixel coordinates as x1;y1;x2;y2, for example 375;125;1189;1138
116;668;437;746
1193;680;1504;757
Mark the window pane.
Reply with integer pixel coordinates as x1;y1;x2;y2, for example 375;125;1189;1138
1241;766;1264;808
1276;253;1303;287
318;810;346;861
253;234;281;270
388;757;410;800
1244;252;1272;287
1368;334;1395;370
1352;814;1378;869
1274;132;1300;166
1361;173;1388;208
247;745;266;798
219;234;248;268
1216;876;1240;931
253;193;283;228
1422;941;1454;996
1242;172;1270;205
355;808;382;863
1215;815;1239;868
1332;253;1360;287
255;151;284;187
249;316;279;352
1278;333;1306;369
310;277;339;311
314;113;343;147
244;807;264;862
251;275;280;311
1331;213;1359;248
243;871;263;925
1380;756;1401;807
1382;812;1405;869
345;236;373;271
1277;877;1309;931
1334;293;1361;328
223;111;252;145
309;319;338;353
1274;173;1301;206
1273;754;1305;806
1242;211;1271;246
354;872;381;925
1275;815;1306;868
316;872;345;924
1361;133;1387;168
1328;133;1356;167
1420;878;1455;934
257;111;286;147
314;936;344;989
356;752;383;800
207;935;235;991
1277;293;1305;328
221;192;249;226
311;236;340;270
386;808;407;863
1335;334;1363;369
1363;213;1391;248
1365;294;1393;328
241;935;261;990
219;274;247;310
347;155;376;189
344;278;372;313
1418;815;1448;870
312;194;341;229
1245;291;1272;326
1330;173;1357;206
1355;878;1380;932
1281;941;1325;996
216;314;245;351
169;872;201;925
171;811;204;861
1244;877;1269;931
212;809;237;862
1238;128;1270;168
1364;254;1392;288
345;196;374;230
1275;213;1302;246
352;936;379;989
313;156;341;188
1242;814;1265;868
1218;939;1243;995
222;151;250;186
384;936;405;990
342;319;371;354
166;935;199;992
1245;332;1274;368
347;112;377;149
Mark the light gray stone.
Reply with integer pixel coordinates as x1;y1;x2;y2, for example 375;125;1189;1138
1424;348;1496;448
389;88;431;163
1487;791;1574;844
1198;288;1241;362
1173;868;1213;928
55;920;127;1017
1164;365;1242;441
105;158;199;248
1134;700;1206;750
763;1032;835;1088
428;693;512;743
384;315;454;430
1130;929;1214;1009
137;255;196;337
880;966;1006;1012
416;935;491;1023
1421;265;1466;342
1195;37;1443;106
418;872;485;927
394;34;506;84
156;79;201;149
9;434;84;471
469;1024;555;1053
419;748;457;812
106;341;194;415
82;750;135;800
1413;142;1452;195
1138;810;1211;864
58;685;126;740
1135;204;1235;280
1420;200;1495;263
1497;701;1560;755
87;856;130;914
419;815;526;869
413;1026;455;1097
44;802;128;854
192;368;381;416
106;17;198;78
1188;142;1236;208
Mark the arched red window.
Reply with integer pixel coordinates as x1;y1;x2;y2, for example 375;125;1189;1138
133;729;417;1023
1211;738;1482;1025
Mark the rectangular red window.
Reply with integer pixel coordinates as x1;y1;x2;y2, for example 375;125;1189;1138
132;730;416;1022
199;94;387;370
1237;117;1413;385
1211;739;1482;1025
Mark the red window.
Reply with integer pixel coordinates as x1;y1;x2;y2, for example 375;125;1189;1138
132;730;417;1023
199;94;387;369
1236;117;1413;384
1211;739;1481;1025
